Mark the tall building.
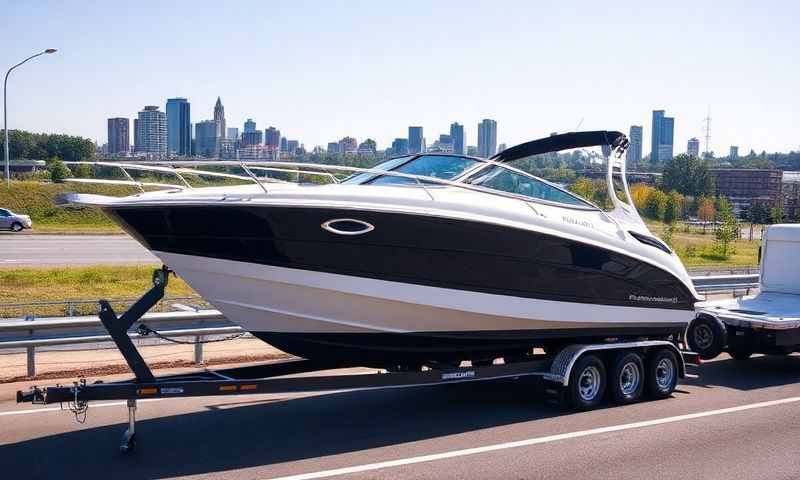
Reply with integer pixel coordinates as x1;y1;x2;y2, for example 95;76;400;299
650;110;674;163
280;137;289;152
227;128;239;141
287;140;299;155
213;97;226;140
477;119;497;158
327;142;339;154
241;130;263;146
134;106;167;156
244;119;256;133
194;120;217;157
166;98;191;156
730;146;739;159
265;127;281;149
626;125;643;167
687;137;700;158
408;126;423;154
339;136;358;154
449;122;465;155
391;138;409;156
107;118;130;155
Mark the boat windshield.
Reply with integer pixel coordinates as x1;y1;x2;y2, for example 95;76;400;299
466;165;594;208
341;156;414;185
346;155;481;186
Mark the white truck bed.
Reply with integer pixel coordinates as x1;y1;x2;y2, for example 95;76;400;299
698;292;800;330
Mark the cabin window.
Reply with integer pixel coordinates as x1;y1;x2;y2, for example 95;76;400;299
368;155;480;186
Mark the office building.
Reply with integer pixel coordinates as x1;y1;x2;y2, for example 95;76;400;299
626;125;643;167
467;145;479;157
408;126;423;154
730;146;739;159
450;122;465;155
477;119;497;158
214;97;226;140
710;168;783;214
166;98;191;156
650;110;674;163
194;120;217;157
265;127;281;148
107;117;130;155
391;138;409;156
241;130;263;146
227;128;239;142
687;137;700;158
327;142;339;154
134;106;167;156
280;137;289;152
287;139;299;155
244;119;256;133
339;136;358;155
783;172;800;220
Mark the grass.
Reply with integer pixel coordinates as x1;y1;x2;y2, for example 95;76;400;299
0;181;132;233
0;265;200;318
646;220;760;268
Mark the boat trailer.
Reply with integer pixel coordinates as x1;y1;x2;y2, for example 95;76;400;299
17;266;700;453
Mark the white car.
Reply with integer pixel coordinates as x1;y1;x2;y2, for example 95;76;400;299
0;208;33;232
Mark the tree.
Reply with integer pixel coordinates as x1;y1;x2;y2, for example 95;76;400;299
770;207;785;224
663;191;683;224
697;197;716;233
48;157;72;183
714;197;737;257
630;183;654;213
662;154;715;197
644;189;668;220
569;178;596;202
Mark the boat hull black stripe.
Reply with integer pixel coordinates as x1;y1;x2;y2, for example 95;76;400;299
106;205;696;311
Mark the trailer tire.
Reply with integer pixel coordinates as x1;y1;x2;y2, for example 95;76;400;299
609;352;644;404
687;315;726;360
567;354;606;410
645;348;679;399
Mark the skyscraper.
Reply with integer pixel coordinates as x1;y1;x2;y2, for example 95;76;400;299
241;130;263;146
626;125;643;167
134;106;167;156
244;119;256;133
227;128;239;141
729;146;739;159
265;127;281;149
450;122;465;155
687;137;700;157
194;120;217;157
391;138;409;156
287;140;299;155
408;126;423;154
107;118;130;155
166;98;191;156
280;137;289;152
477;119;497;158
214;97;226;140
650;110;674;163
339;136;358;154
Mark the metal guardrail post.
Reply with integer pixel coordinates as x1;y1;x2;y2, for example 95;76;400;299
26;345;35;377
194;336;203;365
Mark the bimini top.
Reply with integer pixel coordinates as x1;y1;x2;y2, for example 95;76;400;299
492;131;627;163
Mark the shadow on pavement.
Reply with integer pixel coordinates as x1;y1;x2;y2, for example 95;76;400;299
0;378;565;479
684;354;800;390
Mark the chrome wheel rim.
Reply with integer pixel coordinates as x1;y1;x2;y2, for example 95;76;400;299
579;365;601;401
693;324;714;350
11;224;22;232
655;358;675;390
619;362;640;396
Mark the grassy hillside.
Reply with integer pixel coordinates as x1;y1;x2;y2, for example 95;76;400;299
646;221;759;268
0;181;136;233
0;265;200;317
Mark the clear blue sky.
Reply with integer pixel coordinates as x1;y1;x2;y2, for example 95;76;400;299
3;0;798;155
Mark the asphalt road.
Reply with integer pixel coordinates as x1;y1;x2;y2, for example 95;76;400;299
2;354;800;479
0;234;158;266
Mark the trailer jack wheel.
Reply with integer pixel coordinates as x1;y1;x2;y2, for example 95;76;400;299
120;399;137;454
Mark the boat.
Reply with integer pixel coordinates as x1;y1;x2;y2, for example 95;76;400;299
64;131;700;367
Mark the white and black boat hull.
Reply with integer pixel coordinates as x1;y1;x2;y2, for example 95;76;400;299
106;204;696;365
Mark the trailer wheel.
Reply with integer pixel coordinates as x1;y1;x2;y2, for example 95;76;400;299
609;352;644;404
567;354;606;410
645;349;678;399
687;315;726;360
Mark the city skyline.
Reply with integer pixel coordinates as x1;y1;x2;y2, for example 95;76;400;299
3;2;799;154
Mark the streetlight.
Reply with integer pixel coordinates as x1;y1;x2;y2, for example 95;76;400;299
4;48;58;188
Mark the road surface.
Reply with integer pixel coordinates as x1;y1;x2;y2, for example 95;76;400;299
1;354;800;479
0;234;157;266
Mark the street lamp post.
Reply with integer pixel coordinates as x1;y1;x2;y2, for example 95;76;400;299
4;48;57;188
